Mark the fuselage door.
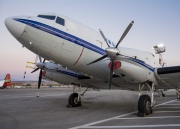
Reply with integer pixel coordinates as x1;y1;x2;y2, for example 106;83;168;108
54;16;66;47
55;16;74;52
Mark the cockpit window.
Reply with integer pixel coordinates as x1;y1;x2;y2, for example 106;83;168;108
38;15;56;20
56;17;65;26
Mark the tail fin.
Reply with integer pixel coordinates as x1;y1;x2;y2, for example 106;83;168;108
4;74;11;81
3;74;12;87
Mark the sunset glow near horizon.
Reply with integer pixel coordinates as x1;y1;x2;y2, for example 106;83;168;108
0;0;180;80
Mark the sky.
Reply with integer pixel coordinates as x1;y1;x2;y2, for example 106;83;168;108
0;0;180;81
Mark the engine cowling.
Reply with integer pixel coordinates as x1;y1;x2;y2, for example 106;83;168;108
114;60;149;83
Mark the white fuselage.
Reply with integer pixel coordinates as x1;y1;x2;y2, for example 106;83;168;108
5;13;161;87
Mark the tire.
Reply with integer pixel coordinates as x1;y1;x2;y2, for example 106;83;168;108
68;93;81;107
138;95;152;115
162;93;165;97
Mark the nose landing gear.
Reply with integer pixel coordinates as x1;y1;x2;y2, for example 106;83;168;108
68;93;81;107
138;95;152;116
67;84;89;108
138;82;155;117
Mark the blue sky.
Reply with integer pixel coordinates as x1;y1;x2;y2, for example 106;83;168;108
0;0;180;80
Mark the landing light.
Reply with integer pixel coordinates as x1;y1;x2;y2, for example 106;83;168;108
157;43;164;47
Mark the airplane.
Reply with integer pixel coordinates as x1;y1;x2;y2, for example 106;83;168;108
0;74;12;89
5;13;180;116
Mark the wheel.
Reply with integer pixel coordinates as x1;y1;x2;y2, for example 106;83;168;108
68;93;81;107
138;95;152;115
162;93;165;97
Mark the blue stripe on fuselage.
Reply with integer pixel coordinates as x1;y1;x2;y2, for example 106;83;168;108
15;18;106;55
50;68;79;78
15;18;155;72
127;58;155;72
57;69;79;78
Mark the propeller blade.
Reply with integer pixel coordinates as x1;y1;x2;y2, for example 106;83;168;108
109;60;114;90
43;58;46;63
34;55;39;68
27;62;35;64
26;66;34;69
116;21;134;48
38;69;42;89
99;29;110;47
39;56;42;62
88;55;107;65
31;68;39;73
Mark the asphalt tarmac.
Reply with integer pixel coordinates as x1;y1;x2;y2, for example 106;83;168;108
0;88;179;129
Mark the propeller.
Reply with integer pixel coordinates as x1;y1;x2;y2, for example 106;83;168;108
38;68;43;89
115;21;134;48
38;58;45;89
88;21;134;89
88;55;107;65
109;59;114;90
31;56;46;89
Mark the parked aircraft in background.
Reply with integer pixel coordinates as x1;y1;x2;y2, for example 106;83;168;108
5;13;180;116
0;74;12;89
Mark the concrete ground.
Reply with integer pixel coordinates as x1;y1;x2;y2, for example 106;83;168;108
0;88;179;129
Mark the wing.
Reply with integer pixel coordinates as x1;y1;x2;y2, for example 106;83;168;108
155;66;180;89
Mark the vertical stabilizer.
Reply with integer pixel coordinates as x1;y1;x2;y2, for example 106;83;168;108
3;74;12;87
4;74;11;82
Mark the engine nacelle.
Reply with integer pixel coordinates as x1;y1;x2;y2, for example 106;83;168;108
114;60;150;83
45;70;81;85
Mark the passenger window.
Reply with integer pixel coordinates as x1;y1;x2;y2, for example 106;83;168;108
56;17;65;26
38;15;56;20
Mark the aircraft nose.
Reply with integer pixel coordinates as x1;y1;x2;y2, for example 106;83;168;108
5;17;26;38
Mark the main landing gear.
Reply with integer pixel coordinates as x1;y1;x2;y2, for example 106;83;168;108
67;85;89;107
138;82;155;117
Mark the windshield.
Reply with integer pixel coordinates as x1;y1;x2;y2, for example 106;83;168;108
37;15;56;20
